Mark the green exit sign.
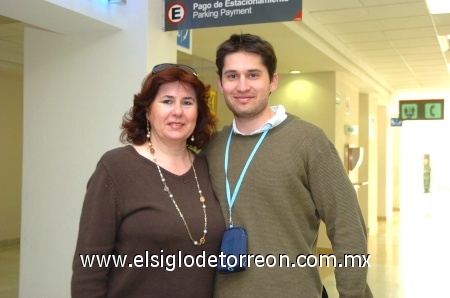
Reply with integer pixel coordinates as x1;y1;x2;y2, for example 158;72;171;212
399;99;444;120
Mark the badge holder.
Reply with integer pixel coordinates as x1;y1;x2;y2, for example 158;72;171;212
218;226;248;272
218;128;270;273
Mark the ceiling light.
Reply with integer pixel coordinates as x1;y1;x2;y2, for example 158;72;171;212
289;70;301;74
108;0;126;4
426;0;450;14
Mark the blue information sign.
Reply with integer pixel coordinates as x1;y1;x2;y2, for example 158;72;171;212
390;118;402;127
177;29;191;50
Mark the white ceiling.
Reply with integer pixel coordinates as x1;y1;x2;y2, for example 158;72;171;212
1;0;450;95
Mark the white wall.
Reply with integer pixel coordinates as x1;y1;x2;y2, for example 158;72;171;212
359;93;379;235
377;106;390;220
336;72;361;182
19;1;177;297
272;72;336;139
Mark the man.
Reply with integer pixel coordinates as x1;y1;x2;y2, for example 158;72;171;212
203;33;372;297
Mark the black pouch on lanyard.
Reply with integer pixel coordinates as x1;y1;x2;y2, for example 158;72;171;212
217;227;248;273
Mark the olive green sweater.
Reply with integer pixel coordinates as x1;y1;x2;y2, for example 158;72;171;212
203;114;372;298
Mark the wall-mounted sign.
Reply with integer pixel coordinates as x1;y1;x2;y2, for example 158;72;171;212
399;99;444;120
177;29;192;54
390;118;402;127
344;124;359;136
164;0;302;31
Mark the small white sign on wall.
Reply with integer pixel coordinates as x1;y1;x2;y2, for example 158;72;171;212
345;124;359;136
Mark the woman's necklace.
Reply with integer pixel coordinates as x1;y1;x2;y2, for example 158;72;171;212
148;138;207;246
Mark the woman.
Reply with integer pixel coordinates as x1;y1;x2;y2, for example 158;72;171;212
72;64;226;297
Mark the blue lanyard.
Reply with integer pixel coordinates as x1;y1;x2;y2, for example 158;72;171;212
224;127;270;227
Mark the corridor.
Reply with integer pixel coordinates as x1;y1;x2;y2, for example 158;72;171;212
322;187;450;297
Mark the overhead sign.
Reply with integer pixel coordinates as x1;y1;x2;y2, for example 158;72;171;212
399;99;445;120
164;0;302;31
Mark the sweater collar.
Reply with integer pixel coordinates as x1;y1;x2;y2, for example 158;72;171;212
232;105;287;135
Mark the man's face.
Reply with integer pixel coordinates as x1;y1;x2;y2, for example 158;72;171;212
218;51;278;120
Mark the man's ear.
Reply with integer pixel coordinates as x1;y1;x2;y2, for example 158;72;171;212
270;73;279;93
217;76;224;93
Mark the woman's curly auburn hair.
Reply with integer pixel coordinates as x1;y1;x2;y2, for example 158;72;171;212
120;66;217;150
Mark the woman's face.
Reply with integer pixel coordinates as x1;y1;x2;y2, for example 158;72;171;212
147;81;198;145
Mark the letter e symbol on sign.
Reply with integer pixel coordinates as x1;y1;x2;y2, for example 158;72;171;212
167;3;186;24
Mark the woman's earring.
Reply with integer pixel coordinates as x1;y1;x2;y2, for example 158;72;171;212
146;121;151;141
190;134;195;142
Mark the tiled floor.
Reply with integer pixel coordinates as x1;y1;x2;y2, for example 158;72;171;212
322;187;450;297
1;188;448;297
